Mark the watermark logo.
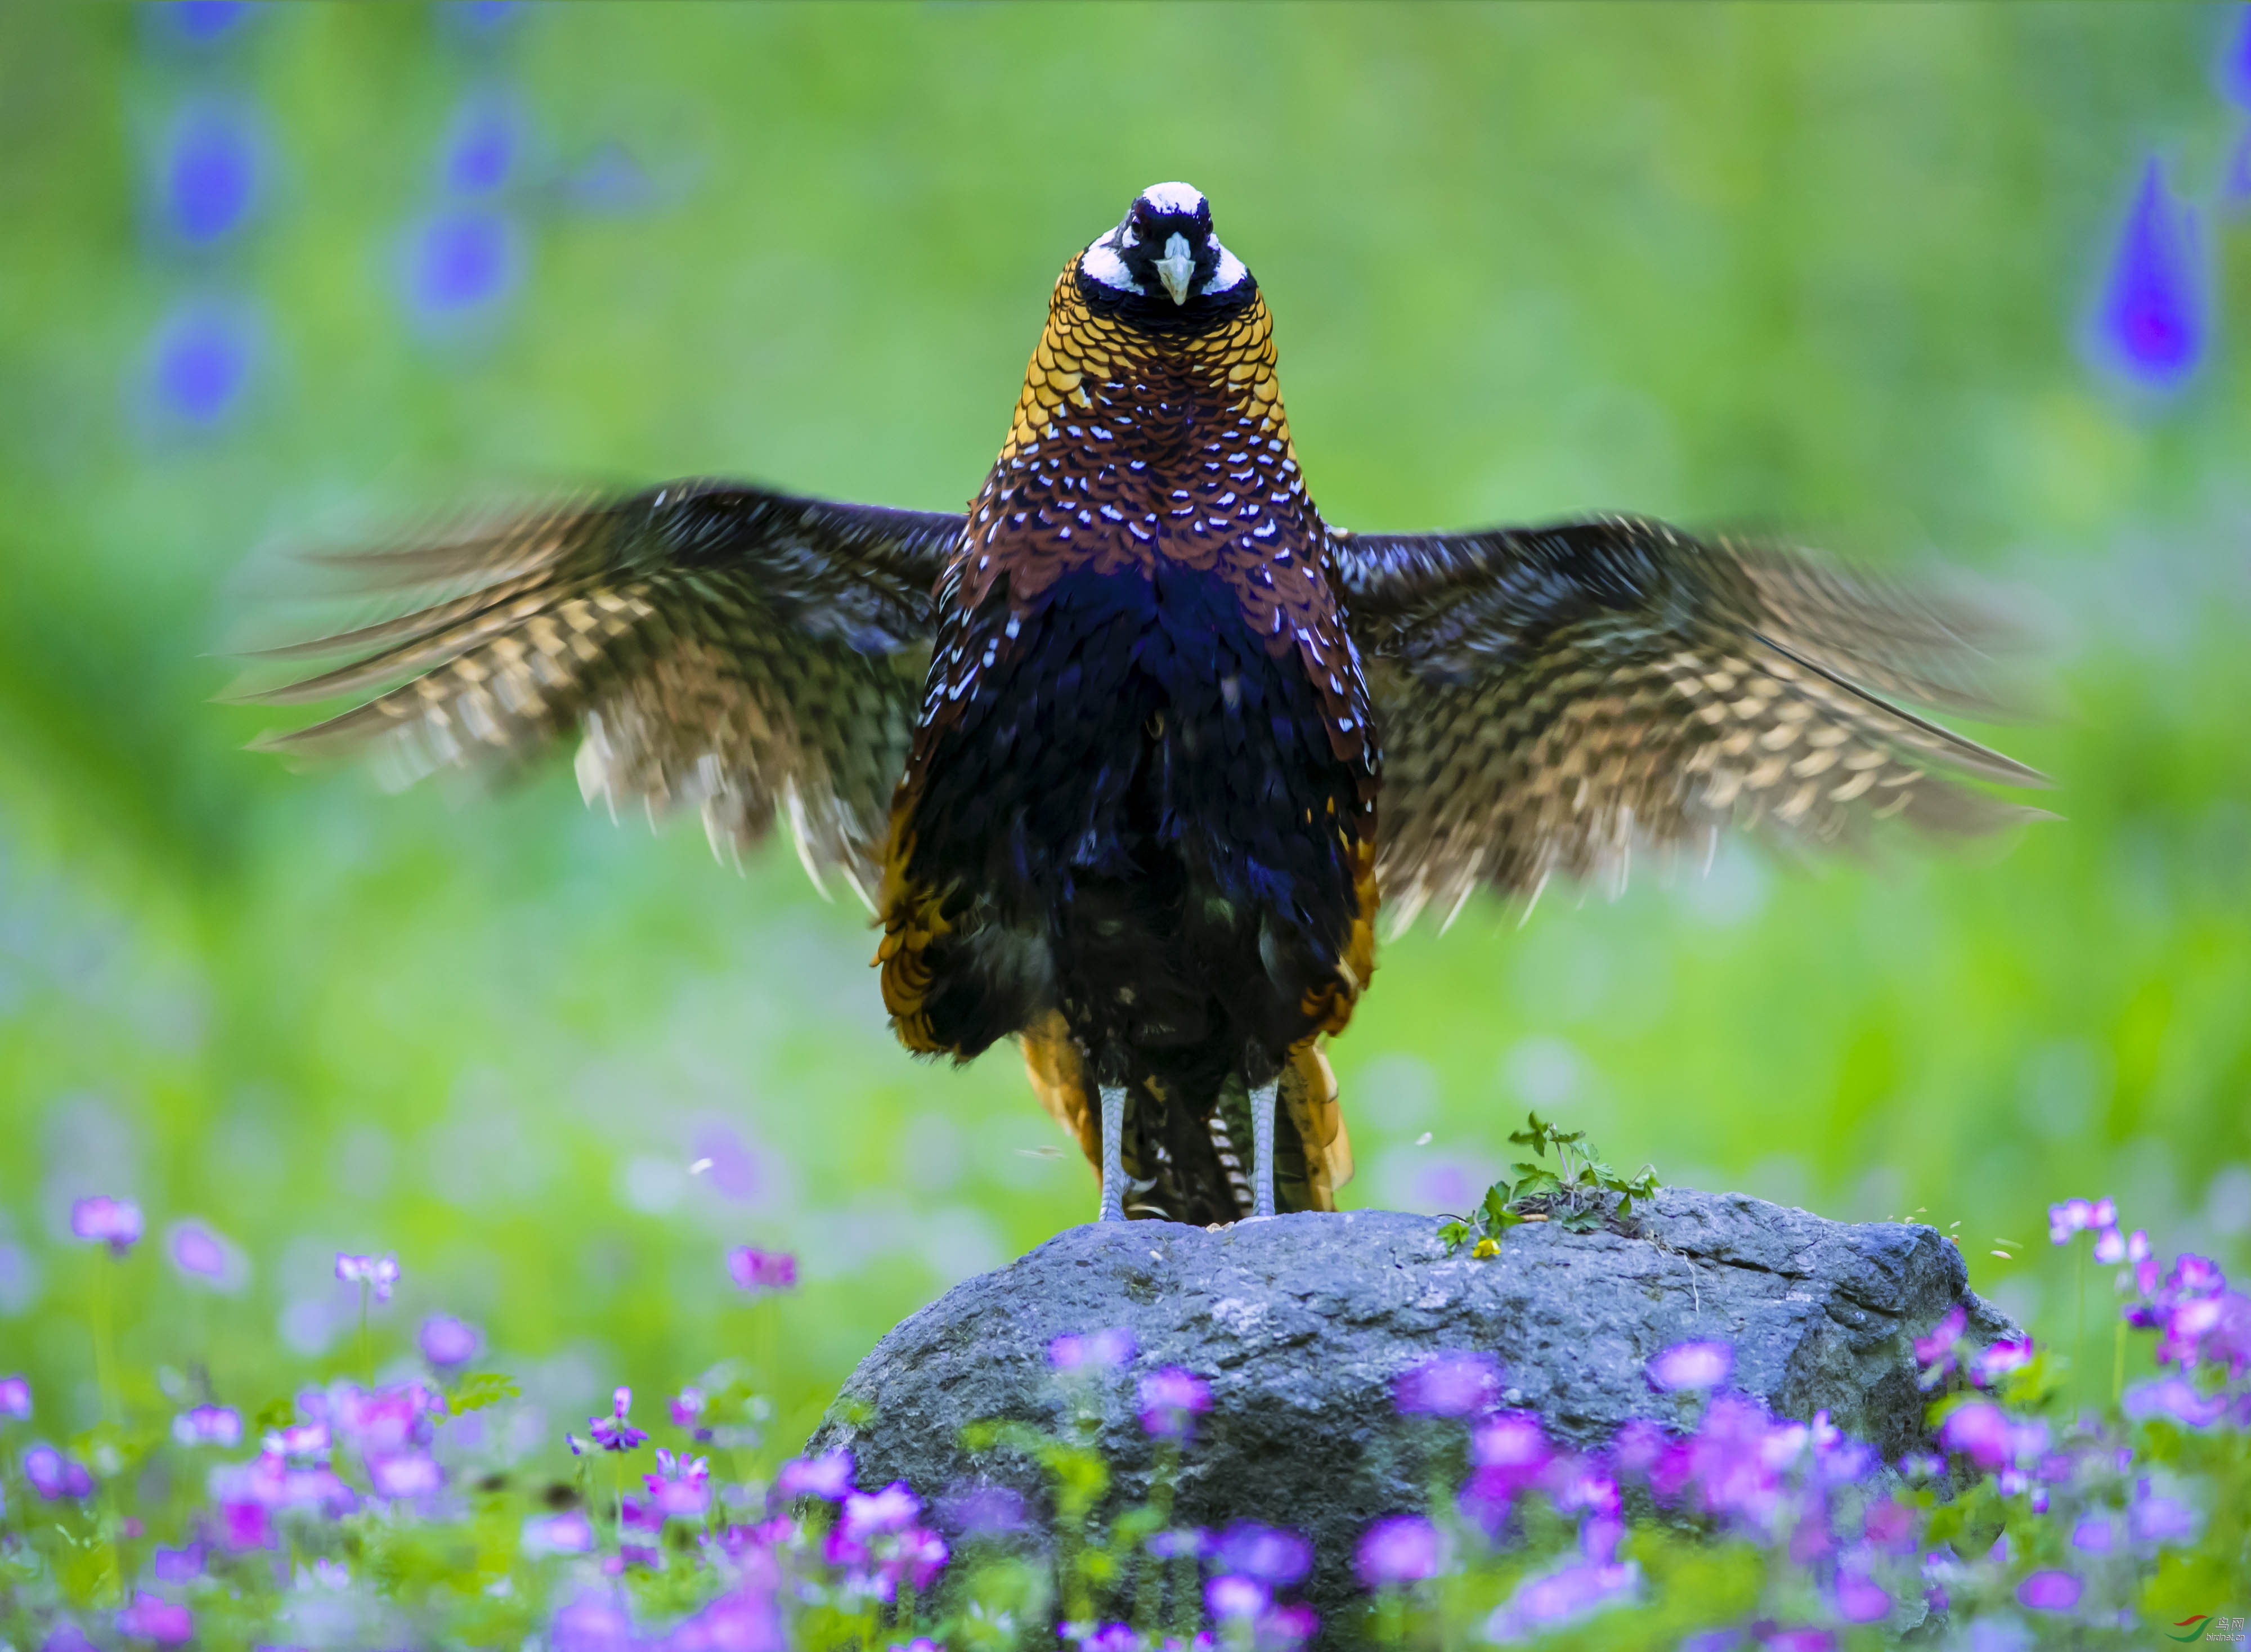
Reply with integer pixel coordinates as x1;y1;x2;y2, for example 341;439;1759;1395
2170;1614;2248;1645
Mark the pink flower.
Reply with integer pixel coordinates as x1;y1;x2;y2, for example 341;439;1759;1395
71;1196;143;1255
726;1246;797;1295
368;1452;443;1498
1137;1367;1212;1442
1647;1340;1732;1392
1938;1402;2013;1469
1393;1352;1500;1416
1833;1570;1890;1624
1356;1515;1446;1587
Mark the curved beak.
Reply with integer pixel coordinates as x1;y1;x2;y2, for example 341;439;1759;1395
1154;233;1195;304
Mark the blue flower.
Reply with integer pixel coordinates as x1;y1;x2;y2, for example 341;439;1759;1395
2091;159;2205;392
407;209;519;317
162;105;260;244
442;98;517;196
2222;3;2251;108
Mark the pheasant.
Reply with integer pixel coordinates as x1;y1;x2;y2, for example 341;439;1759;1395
245;182;2045;1229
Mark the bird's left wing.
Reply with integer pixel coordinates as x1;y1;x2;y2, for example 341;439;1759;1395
238;482;965;907
1329;514;2048;934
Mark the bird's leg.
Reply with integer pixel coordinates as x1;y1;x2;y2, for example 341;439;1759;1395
1248;1077;1279;1220
1097;1083;1130;1224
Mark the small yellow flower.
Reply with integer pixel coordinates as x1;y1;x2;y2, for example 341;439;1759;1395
1472;1237;1500;1260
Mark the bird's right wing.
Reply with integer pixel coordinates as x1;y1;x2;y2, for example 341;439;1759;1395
237;482;965;908
1330;514;2049;933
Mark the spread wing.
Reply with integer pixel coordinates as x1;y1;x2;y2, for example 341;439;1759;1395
1330;514;2049;933
237;482;964;907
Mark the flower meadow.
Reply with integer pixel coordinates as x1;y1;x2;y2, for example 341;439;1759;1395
2;1197;2246;1651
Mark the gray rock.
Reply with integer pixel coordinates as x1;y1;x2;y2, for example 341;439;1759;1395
806;1191;2016;1636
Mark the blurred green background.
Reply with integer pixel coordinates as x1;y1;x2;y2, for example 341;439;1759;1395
3;2;2248;1455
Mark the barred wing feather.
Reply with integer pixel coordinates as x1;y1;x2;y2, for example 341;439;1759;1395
240;483;964;906
1330;515;2048;933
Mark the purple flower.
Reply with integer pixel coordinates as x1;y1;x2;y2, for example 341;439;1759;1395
1482;1558;1640;1640
726;1246;798;1295
172;1406;242;1448
1833;1570;1891;1624
0;1373;29;1420
2071;1515;2114;1553
645;1448;711;1520
2123;1373;2228;1427
1969;1335;2035;1388
2092;1225;2147;1265
334;1252;399;1301
166;1220;241;1288
1647;1340;1733;1392
1216;1520;1312;1586
669;1584;783;1652
2017;1569;2081;1613
1356;1514;1446;1587
1145;1525;1208;1561
588;1386;647;1452
1136;1367;1212;1442
1049;1327;1136;1371
671;1387;707;1429
150;1543;204;1584
25;1444;95;1500
1205;1574;1270;1620
2047;1198;2095;1244
114;1593;194;1646
2130;1491;2198;1545
524;1510;595;1555
368;1451;443;1498
823;1485;948;1600
2093;159;2206;390
841;1481;919;1538
549;1590;636;1652
1393;1351;1501;1417
937;1483;1028;1538
71;1196;144;1255
1913;1305;1966;1379
775;1448;854;1501
418;1314;482;1367
1938;1402;2014;1470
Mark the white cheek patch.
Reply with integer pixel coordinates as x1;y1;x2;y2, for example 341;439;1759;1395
1080;243;1142;295
1200;240;1248;297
